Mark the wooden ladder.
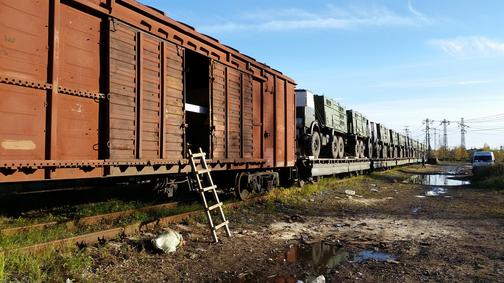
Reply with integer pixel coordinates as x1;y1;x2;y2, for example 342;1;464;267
188;148;231;243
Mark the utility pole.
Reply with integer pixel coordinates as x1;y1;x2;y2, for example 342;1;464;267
423;118;434;152
433;128;437;149
459;118;467;148
440;119;450;148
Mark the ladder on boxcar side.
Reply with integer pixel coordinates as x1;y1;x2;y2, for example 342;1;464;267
188;148;231;243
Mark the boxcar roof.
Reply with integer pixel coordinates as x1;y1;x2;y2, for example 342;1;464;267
121;0;295;84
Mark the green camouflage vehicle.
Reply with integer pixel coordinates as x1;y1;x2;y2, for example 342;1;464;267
346;110;371;158
296;89;410;160
389;129;399;158
296;90;347;159
376;123;391;158
398;134;407;158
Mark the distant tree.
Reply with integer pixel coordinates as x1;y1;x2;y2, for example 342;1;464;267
483;143;491;151
436;147;449;160
453;146;469;161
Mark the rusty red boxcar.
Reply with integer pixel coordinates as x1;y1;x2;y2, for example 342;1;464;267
0;0;296;195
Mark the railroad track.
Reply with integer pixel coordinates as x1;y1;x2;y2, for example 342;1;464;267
0;202;179;237
3;197;266;255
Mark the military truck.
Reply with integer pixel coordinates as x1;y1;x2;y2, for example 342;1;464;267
346;110;371;158
398;134;406;158
406;137;413;158
296;90;347;159
389;129;399;158
295;88;415;160
369;122;380;158
376;123;391;158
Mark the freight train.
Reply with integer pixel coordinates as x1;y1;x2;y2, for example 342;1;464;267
0;0;425;199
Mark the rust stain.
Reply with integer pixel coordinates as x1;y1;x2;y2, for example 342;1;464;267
1;140;36;150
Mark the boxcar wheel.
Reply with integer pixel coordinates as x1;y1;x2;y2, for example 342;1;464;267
235;172;253;200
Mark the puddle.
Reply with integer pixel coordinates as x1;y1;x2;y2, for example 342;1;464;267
425;187;448;196
411;207;422;214
408;174;470;186
353;250;396;263
277;241;349;272
277;242;397;273
273;242;397;282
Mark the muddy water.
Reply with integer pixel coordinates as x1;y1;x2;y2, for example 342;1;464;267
277;242;349;272
354;250;396;263
408;174;470;186
276;241;396;278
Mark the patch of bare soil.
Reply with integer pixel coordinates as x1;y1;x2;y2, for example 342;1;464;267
83;164;504;282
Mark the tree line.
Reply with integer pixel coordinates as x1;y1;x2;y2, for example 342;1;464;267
434;145;504;162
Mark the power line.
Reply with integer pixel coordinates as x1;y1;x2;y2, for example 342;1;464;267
464;113;504;122
467;128;504;132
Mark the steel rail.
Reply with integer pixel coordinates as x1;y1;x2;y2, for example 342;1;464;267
0;202;179;237
7;197;266;255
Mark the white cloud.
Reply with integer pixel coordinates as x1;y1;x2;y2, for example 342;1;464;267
199;3;433;33
408;0;432;24
429;36;504;57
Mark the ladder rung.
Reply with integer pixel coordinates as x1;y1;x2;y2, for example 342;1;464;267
208;202;223;211
197;169;211;175
214;221;229;231
191;153;206;158
201;185;217;192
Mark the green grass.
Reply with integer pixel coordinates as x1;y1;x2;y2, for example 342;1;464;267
473;163;504;189
0;201;204;251
70;199;146;218
0;251;5;283
0;201;206;282
266;176;363;207
0;199;149;230
4;249;92;282
0;225;74;250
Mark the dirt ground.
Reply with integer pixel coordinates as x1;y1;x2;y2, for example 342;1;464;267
83;164;504;282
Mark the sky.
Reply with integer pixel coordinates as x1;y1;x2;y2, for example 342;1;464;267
140;0;504;149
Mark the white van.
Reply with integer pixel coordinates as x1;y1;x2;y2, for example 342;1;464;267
472;151;495;169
